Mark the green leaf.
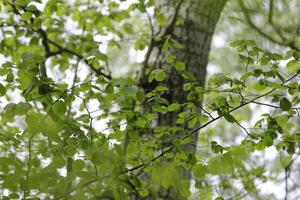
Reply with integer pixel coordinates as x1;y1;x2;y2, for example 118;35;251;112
170;39;183;49
16;102;32;115
208;153;233;174
151;163;179;188
155;70;166;81
287;60;300;73
270;53;283;60
198;115;209;123
105;84;114;94
21;12;33;21
136;89;145;103
279;97;291;111
4;103;18;120
162;37;171;52
73;159;85;171
52;157;65;168
167;103;181;112
209;73;229;86
229;40;243;47
263;135;273;147
156;14;167;25
260;57;270;65
6;72;14;82
155;86;168;91
211;141;223;154
166;55;175;63
76;114;90;122
109;129;123;140
148;69;167;82
224;113;235;123
294;132;300;142
192;164;207;179
180;137;193;145
256;141;266;151
124;85;138;97
188;116;198;128
175;61;186;71
95;51;109;61
138;188;149;197
52;100;67;115
0;83;6;96
135;38;148;50
181;72;196;81
9;193;20;199
33;17;42;28
136;118;147;128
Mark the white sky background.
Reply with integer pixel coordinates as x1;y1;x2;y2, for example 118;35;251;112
0;0;298;199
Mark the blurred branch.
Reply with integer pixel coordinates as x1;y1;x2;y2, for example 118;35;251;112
252;101;300;110
238;0;299;51
234;119;250;136
24;134;33;199
283;155;299;200
268;0;287;41
293;19;300;44
285;166;290;200
67;60;80;117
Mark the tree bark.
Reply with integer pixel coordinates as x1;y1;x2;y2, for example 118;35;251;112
140;0;227;199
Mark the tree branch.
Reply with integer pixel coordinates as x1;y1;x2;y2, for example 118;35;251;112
7;2;112;80
45;38;112;79
54;72;299;198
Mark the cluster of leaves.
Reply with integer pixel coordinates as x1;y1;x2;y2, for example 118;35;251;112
0;0;300;199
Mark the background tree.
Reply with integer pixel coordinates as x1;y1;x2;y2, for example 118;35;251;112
137;0;226;198
0;0;300;199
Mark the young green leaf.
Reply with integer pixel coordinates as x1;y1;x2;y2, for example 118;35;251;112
148;69;167;82
175;61;186;71
167;103;181;112
287;60;300;73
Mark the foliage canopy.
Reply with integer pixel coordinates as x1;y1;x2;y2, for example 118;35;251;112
0;0;300;199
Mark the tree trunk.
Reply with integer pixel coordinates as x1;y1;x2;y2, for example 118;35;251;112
140;0;227;199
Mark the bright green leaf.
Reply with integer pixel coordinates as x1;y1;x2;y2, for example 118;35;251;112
287;60;300;73
175;61;186;71
167;103;181;112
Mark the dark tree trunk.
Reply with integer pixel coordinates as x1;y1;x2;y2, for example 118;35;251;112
140;0;227;199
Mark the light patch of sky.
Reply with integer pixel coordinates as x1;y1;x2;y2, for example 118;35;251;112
264;181;286;199
212;34;227;49
207;34;230;75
